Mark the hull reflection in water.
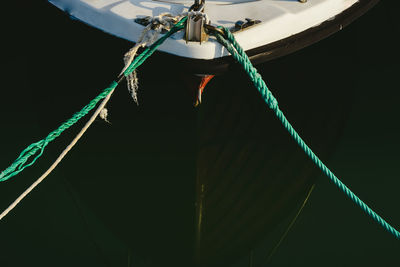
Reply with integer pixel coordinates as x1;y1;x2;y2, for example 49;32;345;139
194;60;353;265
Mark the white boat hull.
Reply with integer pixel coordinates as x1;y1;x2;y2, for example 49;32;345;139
49;0;360;60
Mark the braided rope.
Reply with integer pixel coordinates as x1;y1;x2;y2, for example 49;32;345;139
0;84;116;182
0;17;187;183
216;28;400;240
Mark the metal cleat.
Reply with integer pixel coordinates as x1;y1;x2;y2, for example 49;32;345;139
233;18;261;32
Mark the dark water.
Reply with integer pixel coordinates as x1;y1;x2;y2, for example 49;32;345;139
0;1;399;266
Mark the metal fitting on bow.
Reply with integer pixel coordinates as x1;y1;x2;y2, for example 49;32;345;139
185;11;210;43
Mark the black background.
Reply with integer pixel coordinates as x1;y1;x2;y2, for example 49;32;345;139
0;1;399;266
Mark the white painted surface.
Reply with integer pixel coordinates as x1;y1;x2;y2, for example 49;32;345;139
48;0;358;59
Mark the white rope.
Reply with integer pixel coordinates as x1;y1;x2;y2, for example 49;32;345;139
121;13;185;105
0;89;115;221
0;11;197;220
99;107;110;123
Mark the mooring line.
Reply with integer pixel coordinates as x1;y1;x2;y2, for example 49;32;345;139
213;27;400;240
0;87;116;220
0;17;187;220
1;14;398;243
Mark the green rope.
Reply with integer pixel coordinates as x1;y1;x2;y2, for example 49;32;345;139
214;27;400;240
2;13;397;241
0;83;116;182
0;17;187;183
